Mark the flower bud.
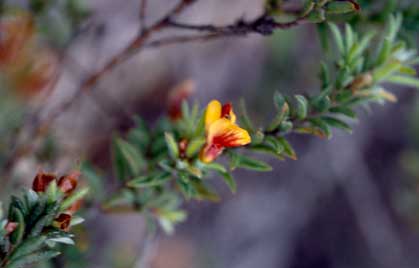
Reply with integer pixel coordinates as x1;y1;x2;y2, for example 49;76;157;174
32;172;57;193
53;213;72;231
58;171;80;194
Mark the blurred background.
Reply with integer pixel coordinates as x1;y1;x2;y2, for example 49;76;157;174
1;0;419;267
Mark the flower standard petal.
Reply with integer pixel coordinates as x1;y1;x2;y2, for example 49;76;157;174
205;100;222;130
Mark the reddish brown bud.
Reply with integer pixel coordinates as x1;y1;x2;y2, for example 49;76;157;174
53;213;72;231
57;171;80;194
32;172;57;193
168;80;195;121
4;221;18;235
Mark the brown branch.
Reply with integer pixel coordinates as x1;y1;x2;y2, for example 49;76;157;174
145;33;222;48
167;15;308;36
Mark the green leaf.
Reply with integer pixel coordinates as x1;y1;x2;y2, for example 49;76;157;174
325;1;360;14
375;38;392;67
47;237;75;245
114;138;146;177
329;106;357;119
69;216;84;227
9;236;47;261
229;152;272;172
164;132;179;159
273;91;286;111
158;210;187;235
308;118;332;138
46;181;59;204
348;31;375;64
266;101;289;132
387;75;419;89
6;250;61;268
127;172;171;188
279;121;293;133
295;95;308;119
307;9;325;23
30;203;60;237
276;137;297;160
372;60;402;82
220;172;237;193
199;162;227;174
9;208;25;245
186;137;206;158
190;180;220;201
329;23;344;54
322;116;352;133
319;62;330;89
60;187;89;211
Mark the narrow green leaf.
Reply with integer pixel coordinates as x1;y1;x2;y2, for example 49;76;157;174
325;1;360;14
220;172;237;193
46;181;59;204
229;153;272;172
186;137;206;158
9;236;47;261
276;137;297;160
387;75;419;89
308;118;332;138
6;250;61;268
329;106;357;119
127;172;171;188
9;208;25;245
329;23;344;54
116;138;145;176
47;237;75;245
295;95;308;119
164;132;179;159
322;116;352;133
348;31;375;64
60;188;89;211
30;203;60;237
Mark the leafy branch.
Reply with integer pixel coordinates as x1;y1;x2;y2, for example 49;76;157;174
90;14;418;233
0;172;88;268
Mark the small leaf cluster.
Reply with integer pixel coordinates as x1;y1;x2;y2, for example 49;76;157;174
105;110;236;234
0;173;87;268
266;0;361;23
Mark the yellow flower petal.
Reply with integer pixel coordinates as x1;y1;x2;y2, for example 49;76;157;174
208;118;251;147
205;100;222;130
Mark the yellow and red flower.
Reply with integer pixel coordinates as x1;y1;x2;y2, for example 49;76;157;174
200;100;251;163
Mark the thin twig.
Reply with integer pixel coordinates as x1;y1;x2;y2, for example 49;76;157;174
145;33;222;48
